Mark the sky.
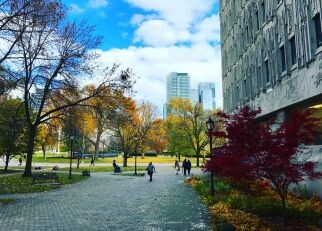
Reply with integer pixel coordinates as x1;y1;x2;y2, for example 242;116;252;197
62;0;222;114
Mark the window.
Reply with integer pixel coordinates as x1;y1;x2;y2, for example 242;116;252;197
255;10;259;31
262;1;266;24
314;13;322;48
280;45;286;72
265;60;269;84
290;36;297;65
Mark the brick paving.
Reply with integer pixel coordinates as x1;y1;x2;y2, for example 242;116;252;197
0;167;211;231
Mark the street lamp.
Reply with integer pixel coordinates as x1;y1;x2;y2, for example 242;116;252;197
134;135;138;175
206;116;215;195
69;135;74;179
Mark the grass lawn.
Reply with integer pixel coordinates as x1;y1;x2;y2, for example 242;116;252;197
59;166;147;173
29;152;204;166
186;176;322;230
0;173;86;195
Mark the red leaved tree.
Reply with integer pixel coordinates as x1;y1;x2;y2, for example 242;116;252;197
204;106;322;222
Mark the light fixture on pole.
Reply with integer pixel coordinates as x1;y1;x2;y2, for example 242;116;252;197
69;135;74;179
134;135;138;175
206;116;215;195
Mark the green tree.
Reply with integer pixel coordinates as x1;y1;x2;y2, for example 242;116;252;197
166;98;210;166
0;98;27;172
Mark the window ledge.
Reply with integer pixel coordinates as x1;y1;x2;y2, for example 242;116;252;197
315;46;322;55
290;64;297;71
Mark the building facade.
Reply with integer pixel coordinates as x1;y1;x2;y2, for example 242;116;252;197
166;72;190;102
220;0;322;122
199;82;216;111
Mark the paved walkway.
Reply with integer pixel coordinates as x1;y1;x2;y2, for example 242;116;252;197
0;167;211;231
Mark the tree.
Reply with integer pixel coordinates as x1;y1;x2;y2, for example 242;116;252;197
135;102;158;157
37;121;59;160
0;98;27;172
108;98;137;167
0;0;133;177
83;85;123;162
204;106;322;222
166;98;209;166
146;119;168;155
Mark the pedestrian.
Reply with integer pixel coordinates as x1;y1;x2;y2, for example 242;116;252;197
187;159;191;175
146;162;155;182
90;157;95;166
113;160;121;173
18;157;22;166
182;158;187;176
174;160;180;175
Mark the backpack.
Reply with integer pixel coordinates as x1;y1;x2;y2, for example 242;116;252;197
147;165;154;174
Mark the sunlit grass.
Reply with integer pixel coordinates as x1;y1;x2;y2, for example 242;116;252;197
0;173;86;195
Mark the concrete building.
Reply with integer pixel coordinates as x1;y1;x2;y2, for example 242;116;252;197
220;0;322;196
198;82;216;111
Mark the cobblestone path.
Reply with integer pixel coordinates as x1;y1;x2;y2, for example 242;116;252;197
0;167;211;231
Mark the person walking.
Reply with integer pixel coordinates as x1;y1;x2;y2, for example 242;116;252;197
174;160;180;175
187;159;192;175
18;157;22;166
182;158;187;176
90;157;95;166
146;162;156;182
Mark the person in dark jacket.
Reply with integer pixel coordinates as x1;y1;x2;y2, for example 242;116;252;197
187;159;192;175
146;162;156;181
182;158;188;176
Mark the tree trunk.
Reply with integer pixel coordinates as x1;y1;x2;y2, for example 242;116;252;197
196;152;200;167
123;152;128;167
42;144;46;160
23;127;36;177
4;151;10;173
281;194;287;223
94;130;102;161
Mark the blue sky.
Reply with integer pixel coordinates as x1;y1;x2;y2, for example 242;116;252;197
62;0;222;113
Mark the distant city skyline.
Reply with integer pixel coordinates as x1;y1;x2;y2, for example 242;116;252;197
62;0;222;114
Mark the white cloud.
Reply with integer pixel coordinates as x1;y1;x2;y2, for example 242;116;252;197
70;4;85;14
88;0;108;9
125;0;216;27
134;20;190;47
192;14;221;43
94;44;222;114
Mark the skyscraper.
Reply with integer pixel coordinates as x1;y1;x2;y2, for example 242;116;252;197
190;89;199;105
164;72;190;119
198;82;216;111
166;72;190;102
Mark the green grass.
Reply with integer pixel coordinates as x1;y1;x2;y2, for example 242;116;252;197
0;173;86;195
0;168;24;174
0;198;14;206
59;166;147;173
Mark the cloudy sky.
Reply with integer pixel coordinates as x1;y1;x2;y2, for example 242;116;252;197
62;0;222;114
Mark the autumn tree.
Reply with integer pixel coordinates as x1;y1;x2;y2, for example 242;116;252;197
108;98;138;167
166;98;209;166
83;85;124;162
0;0;133;177
204;106;322;222
0;98;27;172
146;119;168;155
135;102;158;157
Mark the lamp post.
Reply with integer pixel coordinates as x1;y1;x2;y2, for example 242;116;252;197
206;116;215;195
69;135;74;179
134;135;138;175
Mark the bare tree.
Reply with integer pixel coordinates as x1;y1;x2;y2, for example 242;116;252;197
1;0;133;177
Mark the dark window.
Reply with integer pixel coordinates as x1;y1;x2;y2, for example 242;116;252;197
290;36;297;65
314;13;322;48
280;45;286;72
265;60;269;83
245;26;249;44
255;10;259;31
262;1;265;24
257;66;261;89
